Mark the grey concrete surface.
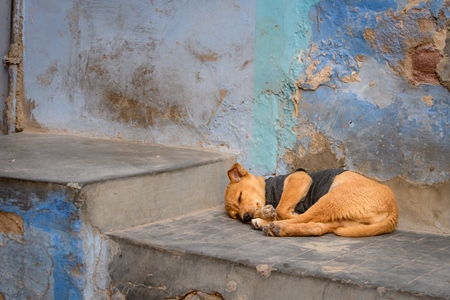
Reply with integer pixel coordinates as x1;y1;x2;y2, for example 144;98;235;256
108;206;450;300
82;160;235;232
0;132;234;184
0;132;236;231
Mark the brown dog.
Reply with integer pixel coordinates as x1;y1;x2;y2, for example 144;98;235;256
224;163;398;237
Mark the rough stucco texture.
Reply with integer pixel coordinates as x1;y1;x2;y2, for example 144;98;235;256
0;180;83;299
252;0;320;174
22;0;449;185
24;0;255;162
0;179;115;300
302;0;450;185
252;0;450;185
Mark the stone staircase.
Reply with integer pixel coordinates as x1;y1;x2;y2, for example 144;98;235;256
108;207;450;300
0;132;449;300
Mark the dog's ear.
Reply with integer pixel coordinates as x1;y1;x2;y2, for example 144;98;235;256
227;163;248;183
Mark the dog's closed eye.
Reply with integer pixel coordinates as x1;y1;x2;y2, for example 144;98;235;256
238;192;242;204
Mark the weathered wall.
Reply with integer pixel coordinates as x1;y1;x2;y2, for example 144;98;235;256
294;0;449;185
251;0;450;233
0;180;84;299
21;0;449;181
0;0;11;134
0;179;118;300
22;0;255;162
253;0;450;184
17;0;450;233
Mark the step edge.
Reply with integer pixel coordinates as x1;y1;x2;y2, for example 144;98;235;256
107;233;444;300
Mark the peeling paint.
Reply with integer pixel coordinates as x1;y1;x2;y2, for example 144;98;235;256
300;60;332;90
283;131;345;172
294;0;450;184
252;0;319;175
405;43;442;86
23;0;255;160
362;2;449;86
0;181;83;299
193;51;219;63
422;95;434;106
207;89;228;125
0;210;23;236
6;0;450;224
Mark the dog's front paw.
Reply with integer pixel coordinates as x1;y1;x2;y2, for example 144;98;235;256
252;218;269;230
260;205;277;221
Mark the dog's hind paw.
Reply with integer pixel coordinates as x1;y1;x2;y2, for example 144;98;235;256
263;222;282;237
261;205;277;221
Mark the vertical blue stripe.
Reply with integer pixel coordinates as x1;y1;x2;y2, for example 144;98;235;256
252;0;319;174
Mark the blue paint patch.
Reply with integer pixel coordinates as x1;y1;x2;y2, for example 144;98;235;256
308;0;397;84
307;0;448;87
0;184;83;299
252;0;319;175
289;0;450;184
430;0;444;18
301;83;450;184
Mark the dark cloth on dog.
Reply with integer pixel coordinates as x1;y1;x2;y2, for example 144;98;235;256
265;168;346;214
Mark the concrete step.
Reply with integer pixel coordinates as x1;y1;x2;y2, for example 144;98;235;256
0;132;235;232
107;206;450;300
0;132;235;299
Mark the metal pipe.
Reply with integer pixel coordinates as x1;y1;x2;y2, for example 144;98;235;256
2;0;22;134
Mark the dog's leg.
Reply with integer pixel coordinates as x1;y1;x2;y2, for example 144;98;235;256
252;172;312;230
252;206;277;230
275;172;312;220
251;205;277;229
262;221;341;237
253;191;340;231
256;204;277;220
251;217;272;230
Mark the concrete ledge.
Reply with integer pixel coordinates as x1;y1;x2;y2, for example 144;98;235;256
81;158;234;231
0;132;235;299
0;132;235;231
0;132;234;184
108;206;450;300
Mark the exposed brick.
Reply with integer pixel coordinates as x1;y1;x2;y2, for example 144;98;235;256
411;44;442;85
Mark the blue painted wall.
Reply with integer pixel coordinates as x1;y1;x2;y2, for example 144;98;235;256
252;0;450;185
0;179;113;299
23;0;256;166
0;180;83;299
252;0;319;174
301;0;449;184
20;0;449;185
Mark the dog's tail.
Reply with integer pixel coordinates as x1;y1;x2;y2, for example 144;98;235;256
332;210;398;237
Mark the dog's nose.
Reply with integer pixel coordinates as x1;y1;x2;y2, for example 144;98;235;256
243;213;252;223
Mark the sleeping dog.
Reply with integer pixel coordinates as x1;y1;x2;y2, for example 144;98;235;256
224;163;398;237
